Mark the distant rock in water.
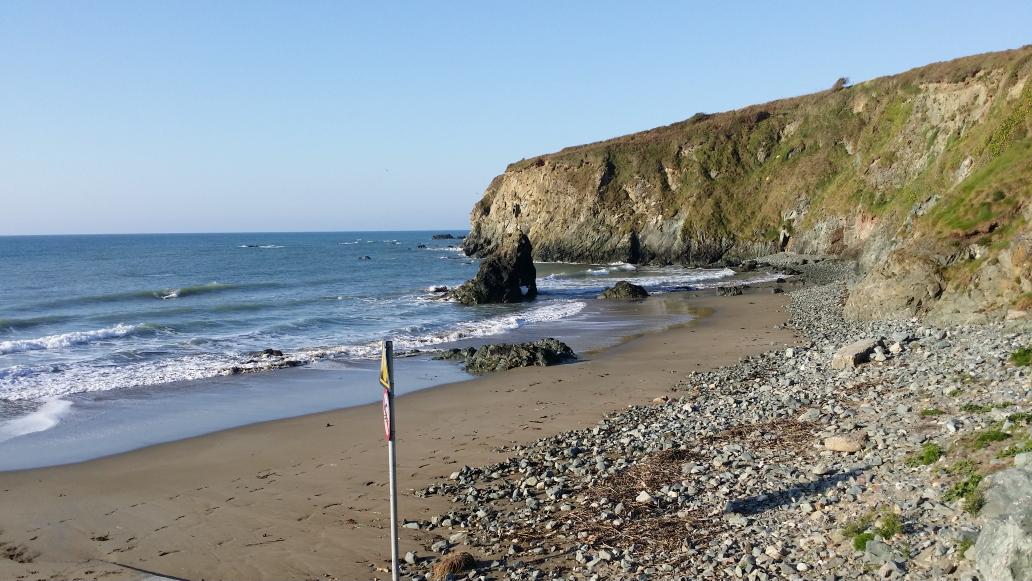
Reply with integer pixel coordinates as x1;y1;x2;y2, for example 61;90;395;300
358;255;372;260
451;231;537;305
432;233;456;240
435;338;575;373
717;285;745;296
416;244;427;249
597;281;649;300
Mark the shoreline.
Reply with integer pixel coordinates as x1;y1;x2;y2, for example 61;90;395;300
0;291;797;581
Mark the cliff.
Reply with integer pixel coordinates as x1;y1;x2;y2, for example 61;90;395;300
464;45;1032;323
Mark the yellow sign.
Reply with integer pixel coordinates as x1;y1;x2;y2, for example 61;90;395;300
379;347;391;390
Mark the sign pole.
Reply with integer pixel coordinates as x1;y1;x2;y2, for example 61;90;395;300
381;340;399;581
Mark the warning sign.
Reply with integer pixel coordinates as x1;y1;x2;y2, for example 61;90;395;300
379;347;391;390
382;388;391;441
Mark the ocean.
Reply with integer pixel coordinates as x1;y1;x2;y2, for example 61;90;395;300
0;231;773;469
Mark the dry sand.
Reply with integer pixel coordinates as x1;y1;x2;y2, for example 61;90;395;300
0;293;796;581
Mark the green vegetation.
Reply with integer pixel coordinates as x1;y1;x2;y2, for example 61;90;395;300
957;537;974;558
947;388;964;398
942;461;986;515
973;428;1012;449
960;403;993;414
843;508;904;550
1011;347;1032;367
919;407;945;417
906;443;944;466
1008;412;1032;425
999;438;1032;459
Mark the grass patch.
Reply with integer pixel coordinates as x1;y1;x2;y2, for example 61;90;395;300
973;428;1011;449
998;438;1032;459
1011;347;1032;367
1008;412;1032;425
920;408;946;417
843;507;903;550
957;537;974;558
942;461;986;515
906;443;944;466
961;403;993;414
947;388;964;397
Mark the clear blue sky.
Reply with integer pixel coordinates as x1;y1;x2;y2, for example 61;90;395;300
1;1;1030;235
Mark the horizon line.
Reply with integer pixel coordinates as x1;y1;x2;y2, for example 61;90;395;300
0;227;472;238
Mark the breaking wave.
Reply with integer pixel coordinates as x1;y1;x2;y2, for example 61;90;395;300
0;324;143;355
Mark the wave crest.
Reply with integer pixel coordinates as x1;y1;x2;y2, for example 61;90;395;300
0;323;142;355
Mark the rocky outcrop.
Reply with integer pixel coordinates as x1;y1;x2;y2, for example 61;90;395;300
435;338;575;373
597;281;649;300
463;45;1032;323
974;462;1032;581
451;231;537;305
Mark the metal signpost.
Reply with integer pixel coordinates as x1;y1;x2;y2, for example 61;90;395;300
379;341;399;581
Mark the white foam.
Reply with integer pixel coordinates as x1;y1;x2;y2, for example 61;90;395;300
294;300;588;361
0;398;73;443
540;267;736;292
258;245;285;249
0;324;140;355
0;301;588;400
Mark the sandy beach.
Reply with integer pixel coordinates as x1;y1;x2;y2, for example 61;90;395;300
0;292;795;581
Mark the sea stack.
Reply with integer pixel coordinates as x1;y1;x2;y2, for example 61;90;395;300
451;230;537;304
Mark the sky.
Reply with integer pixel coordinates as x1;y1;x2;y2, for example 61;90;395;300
1;2;1030;235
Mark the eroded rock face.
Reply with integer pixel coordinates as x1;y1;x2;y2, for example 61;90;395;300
974;462;1032;581
597;281;649;300
460;47;1032;324
435;338;575;373
451;231;537;305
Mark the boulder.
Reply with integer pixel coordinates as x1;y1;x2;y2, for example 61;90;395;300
598;281;649;300
974;462;1032;581
718;286;745;296
824;435;864;453
450;231;537;304
435;338;575;373
831;338;881;369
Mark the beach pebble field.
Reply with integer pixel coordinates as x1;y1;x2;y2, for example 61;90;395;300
401;258;1032;580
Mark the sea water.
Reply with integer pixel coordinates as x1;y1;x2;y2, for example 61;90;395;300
0;231;773;468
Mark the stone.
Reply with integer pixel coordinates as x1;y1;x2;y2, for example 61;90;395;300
831;339;880;369
405;551;417;565
635;491;653;503
974;462;1032;581
450;230;536;304
864;539;894;565
435;338;576;374
597;280;649;300
824;435;864;453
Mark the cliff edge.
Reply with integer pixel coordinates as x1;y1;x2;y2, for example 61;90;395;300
464;46;1032;324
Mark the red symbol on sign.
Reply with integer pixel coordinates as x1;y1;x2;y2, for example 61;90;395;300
382;389;391;442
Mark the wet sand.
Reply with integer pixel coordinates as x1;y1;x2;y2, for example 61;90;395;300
0;293;797;581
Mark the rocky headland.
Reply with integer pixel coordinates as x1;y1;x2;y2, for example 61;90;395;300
462;45;1032;325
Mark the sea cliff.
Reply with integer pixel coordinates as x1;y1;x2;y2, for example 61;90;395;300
464;46;1032;323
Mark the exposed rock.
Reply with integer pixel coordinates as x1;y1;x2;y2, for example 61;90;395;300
844;253;944;320
824;435;864;453
974;462;1032;581
431;233;457;240
461;46;1032;323
358;255;371;260
718;285;745;296
451;231;536;305
831;338;881;369
434;338;575;373
597;281;649;300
